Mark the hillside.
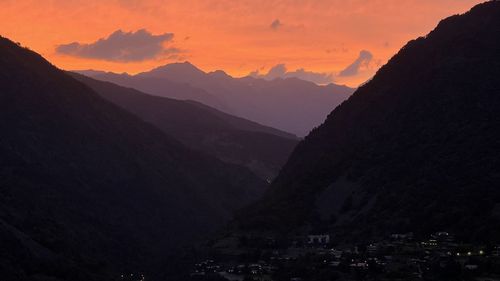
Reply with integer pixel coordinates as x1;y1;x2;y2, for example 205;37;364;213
233;1;500;243
0;36;266;280
80;63;354;136
70;73;298;180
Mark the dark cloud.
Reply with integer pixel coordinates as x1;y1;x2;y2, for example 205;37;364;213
56;29;177;62
270;19;283;30
250;64;334;85
338;50;373;77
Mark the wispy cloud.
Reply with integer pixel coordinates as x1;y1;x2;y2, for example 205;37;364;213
338;50;373;77
56;29;179;62
250;64;334;84
250;49;374;84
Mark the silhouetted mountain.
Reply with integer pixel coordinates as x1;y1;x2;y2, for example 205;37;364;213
0;36;267;280
83;70;230;112
233;2;500;243
79;62;354;136
143;61;207;82
70;73;298;180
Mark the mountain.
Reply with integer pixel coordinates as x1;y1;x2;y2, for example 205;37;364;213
0;36;267;280
232;1;500;243
69;73;299;180
79;62;354;136
78;70;230;112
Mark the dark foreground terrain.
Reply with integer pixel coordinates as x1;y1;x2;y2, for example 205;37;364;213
232;0;500;243
0;36;266;281
202;2;500;281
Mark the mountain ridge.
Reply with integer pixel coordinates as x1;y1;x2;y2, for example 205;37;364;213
0;35;266;280
231;1;500;243
77;63;355;136
69;72;298;179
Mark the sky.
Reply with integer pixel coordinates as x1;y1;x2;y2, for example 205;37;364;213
0;0;484;87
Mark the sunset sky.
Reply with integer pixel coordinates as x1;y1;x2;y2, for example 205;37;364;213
0;0;484;87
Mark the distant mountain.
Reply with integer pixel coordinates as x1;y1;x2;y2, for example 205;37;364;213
79;62;354;136
80;70;230;112
0;36;267;280
70;73;298;180
232;1;500;243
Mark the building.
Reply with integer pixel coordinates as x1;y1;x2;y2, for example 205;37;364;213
307;234;330;244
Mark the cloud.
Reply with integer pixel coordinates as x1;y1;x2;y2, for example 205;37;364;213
338;50;373;77
250;64;334;85
260;64;286;79
56;29;177;62
270;19;282;30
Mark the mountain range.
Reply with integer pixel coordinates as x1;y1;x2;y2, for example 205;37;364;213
0;36;267;280
231;1;500;243
78;63;354;137
69;73;298;180
2;1;500;281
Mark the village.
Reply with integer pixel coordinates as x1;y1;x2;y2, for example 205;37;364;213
190;232;500;281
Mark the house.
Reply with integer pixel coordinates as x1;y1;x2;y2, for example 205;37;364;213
329;261;341;267
330;249;343;259
367;244;379;256
390;233;414;241
307;234;330;244
492;246;500;257
464;264;478;270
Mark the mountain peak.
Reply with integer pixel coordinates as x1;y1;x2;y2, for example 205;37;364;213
142;61;206;78
208;69;231;79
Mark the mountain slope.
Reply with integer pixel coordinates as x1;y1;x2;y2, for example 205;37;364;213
234;1;500;243
0;36;266;280
80;63;354;136
69;73;298;180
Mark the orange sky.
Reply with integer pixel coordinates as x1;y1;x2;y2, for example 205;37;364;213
0;0;484;87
